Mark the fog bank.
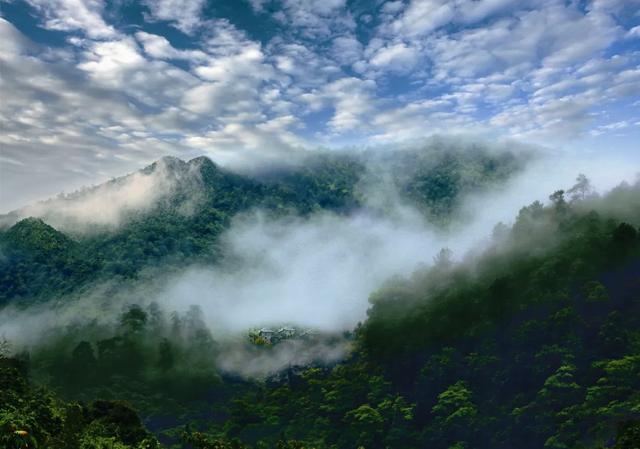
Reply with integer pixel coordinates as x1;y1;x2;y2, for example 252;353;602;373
157;149;639;335
0;158;199;232
1;147;637;376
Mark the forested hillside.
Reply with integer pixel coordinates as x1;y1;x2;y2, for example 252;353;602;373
3;0;639;447
0;352;161;449
0;143;526;305
1;148;639;449
180;180;640;449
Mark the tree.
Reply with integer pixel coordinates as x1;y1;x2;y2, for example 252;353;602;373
583;281;609;302
68;341;97;387
434;248;453;269
430;381;478;445
157;338;174;372
614;421;640;449
549;190;566;207
344;404;384;448
567;174;593;202
491;222;509;242
612;223;637;248
120;306;148;334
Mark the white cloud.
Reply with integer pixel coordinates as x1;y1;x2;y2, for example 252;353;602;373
142;0;206;34
268;40;340;88
369;100;479;142
369;42;420;74
323;77;377;133
23;0;115;38
78;38;146;85
0;17;37;54
381;0;533;38
488;58;640;142
135;31;207;61
388;0;455;37
330;35;363;67
590;120;635;136
182;115;307;168
247;0;268;12
588;0;640;15
180;37;278;120
77;36;201;109
381;1;404;15
0;17;295;210
1;0;639;210
260;0;354;39
425;2;620;82
379;0;637;142
627;25;640;38
194;45;265;81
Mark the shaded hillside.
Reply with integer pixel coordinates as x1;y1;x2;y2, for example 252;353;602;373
191;181;640;449
0;353;161;449
8;178;640;449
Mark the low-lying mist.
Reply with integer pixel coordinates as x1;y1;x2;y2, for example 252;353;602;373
0;157;200;233
159;149;639;334
1;142;638;377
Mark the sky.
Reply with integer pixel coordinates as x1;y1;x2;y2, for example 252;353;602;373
0;0;639;212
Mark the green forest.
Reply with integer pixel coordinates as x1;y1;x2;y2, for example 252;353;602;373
1;149;639;449
0;145;525;305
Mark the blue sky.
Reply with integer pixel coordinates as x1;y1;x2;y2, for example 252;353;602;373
0;0;639;210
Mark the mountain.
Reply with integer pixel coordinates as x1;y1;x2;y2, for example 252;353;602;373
191;182;639;449
5;144;639;449
2;175;639;449
3;217;74;253
0;143;530;305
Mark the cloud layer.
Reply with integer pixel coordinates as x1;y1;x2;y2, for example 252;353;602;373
1;0;639;211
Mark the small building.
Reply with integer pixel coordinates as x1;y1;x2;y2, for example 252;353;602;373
277;327;296;339
258;328;275;343
249;326;314;346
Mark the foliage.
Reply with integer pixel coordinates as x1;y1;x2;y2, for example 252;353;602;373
0;146;528;304
191;179;640;449
0;354;160;449
1;161;639;448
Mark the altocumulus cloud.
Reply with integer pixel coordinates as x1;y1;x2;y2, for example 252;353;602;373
1;0;639;210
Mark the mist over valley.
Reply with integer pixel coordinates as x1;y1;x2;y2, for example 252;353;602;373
2;1;640;447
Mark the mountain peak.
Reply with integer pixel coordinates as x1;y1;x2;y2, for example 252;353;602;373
159;155;187;167
141;156;188;175
4;217;73;252
188;156;217;169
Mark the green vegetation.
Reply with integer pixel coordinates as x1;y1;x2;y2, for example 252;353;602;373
0;145;527;305
0;352;161;449
1;152;639;448
186;181;640;448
